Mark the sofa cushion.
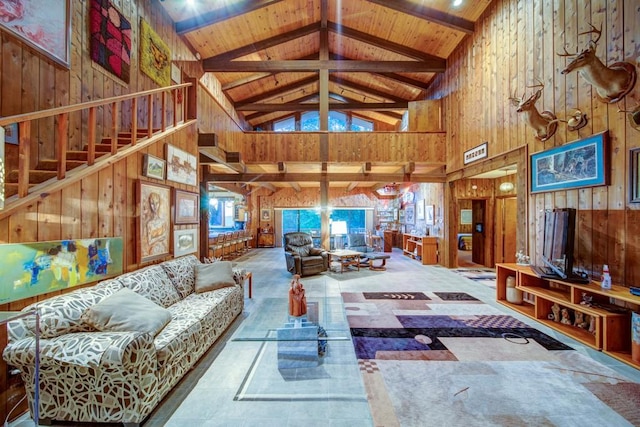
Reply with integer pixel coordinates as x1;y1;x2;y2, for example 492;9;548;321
19;278;123;339
161;255;199;298
82;288;172;337
116;265;181;307
309;247;324;255
195;261;236;293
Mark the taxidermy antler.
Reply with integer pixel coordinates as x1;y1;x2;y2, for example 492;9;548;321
558;24;637;103
509;80;558;142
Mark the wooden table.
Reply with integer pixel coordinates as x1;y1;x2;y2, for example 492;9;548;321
328;250;362;273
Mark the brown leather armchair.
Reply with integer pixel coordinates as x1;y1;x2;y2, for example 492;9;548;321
284;232;329;277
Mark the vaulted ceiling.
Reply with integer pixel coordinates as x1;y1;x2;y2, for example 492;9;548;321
158;0;493;194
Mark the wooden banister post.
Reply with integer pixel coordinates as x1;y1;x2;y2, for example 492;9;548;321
131;98;138;146
57;113;68;180
161;91;167;132
146;94;153;138
111;102;119;155
17;121;31;198
87;107;97;165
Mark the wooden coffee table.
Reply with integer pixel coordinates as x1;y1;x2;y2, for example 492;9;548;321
328;250;362;273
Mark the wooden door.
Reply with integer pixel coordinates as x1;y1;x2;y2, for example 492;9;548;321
472;200;486;265
495;197;517;263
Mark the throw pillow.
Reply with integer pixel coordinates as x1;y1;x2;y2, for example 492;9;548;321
195;261;236;293
81;288;172;336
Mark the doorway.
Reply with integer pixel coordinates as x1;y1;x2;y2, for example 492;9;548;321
456;199;487;268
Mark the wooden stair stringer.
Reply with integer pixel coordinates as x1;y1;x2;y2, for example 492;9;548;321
0;119;197;221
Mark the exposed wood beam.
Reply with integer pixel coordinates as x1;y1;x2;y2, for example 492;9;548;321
405;162;415;174
364;162;372;174
366;0;475;34
222;72;272;91
204;172;446;183
234;76;318;106
290;182;302;192
237;102;407;112
202;60;445;73
278;162;286;173
329;76;406;103
203;23;320;63
198;144;246;173
327;22;445;63
256;182;277;193
375;72;431;91
175;0;285;34
208;183;250;197
346;182;358;192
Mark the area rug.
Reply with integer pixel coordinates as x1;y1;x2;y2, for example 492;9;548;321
342;291;640;426
451;268;496;288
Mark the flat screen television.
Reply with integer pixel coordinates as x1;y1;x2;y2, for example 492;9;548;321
540;208;586;282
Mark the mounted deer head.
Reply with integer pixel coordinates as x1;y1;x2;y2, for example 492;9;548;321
509;81;558;142
558;24;637;103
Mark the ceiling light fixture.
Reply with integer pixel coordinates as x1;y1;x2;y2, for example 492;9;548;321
499;169;514;192
453;0;463;6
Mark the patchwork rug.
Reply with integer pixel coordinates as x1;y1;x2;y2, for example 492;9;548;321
451;268;497;288
342;291;640;426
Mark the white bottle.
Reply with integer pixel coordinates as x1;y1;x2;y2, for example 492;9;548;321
601;264;612;290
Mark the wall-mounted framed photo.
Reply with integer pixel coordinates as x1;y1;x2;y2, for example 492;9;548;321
173;228;198;257
138;181;171;263
174;189;199;224
3;123;19;145
404;204;415;224
260;208;272;222
142;154;166;180
530;130;610;193
425;205;435;225
630;148;640;203
166;144;197;186
0;0;70;68
416;200;425;220
460;209;472;225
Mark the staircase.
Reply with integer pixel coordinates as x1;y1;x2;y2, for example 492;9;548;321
0;83;192;215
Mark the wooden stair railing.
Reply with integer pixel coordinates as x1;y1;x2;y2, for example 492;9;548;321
0;82;192;210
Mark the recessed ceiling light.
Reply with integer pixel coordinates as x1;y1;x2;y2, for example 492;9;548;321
453;0;463;6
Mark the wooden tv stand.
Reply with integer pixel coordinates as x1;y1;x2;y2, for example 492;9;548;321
496;263;640;369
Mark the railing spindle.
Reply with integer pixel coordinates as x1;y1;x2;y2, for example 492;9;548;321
111;102;119;155
56;113;68;180
87;107;97;166
131;98;138;146
161;91;167;132
147;94;153;138
17;121;32;198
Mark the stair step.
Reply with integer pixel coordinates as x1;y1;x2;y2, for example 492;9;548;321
66;151;108;161
7;170;57;184
37;160;86;171
118;129;161;138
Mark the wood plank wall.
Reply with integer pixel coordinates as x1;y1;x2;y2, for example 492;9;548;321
427;0;640;285
0;0;205;420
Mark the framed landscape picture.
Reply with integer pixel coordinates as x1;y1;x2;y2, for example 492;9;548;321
530;131;609;194
404;204;415;224
174;228;198;257
142;154;166;180
174;189;199;224
138;181;171;262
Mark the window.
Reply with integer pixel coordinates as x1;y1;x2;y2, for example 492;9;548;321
329;111;347;131
351;116;374;131
300;111;319;131
281;208;367;248
209;197;236;228
274;116;295;132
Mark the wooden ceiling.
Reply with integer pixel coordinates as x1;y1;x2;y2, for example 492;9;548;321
159;0;493;193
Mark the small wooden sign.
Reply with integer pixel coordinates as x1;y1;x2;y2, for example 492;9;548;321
464;142;488;164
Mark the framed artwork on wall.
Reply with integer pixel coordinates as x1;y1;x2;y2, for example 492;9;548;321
260;208;272;222
530;130;610;194
174;189;199;224
166;144;197;186
173;228;198;257
416;200;425;220
3;123;19;145
425;205;435;225
404;204;415;224
138;181;171;262
142;154;166;180
630;148;640;203
461;209;472;225
0;0;70;68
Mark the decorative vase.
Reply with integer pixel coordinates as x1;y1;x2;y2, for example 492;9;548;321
632;312;640;364
505;276;522;304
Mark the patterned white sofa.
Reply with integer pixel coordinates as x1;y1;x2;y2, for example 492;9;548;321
2;255;245;426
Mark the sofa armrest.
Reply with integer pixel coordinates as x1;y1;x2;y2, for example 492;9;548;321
3;331;156;371
284;251;301;274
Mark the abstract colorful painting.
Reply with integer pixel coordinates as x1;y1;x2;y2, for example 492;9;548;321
0;0;70;67
140;18;171;87
0;237;124;304
90;0;131;83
